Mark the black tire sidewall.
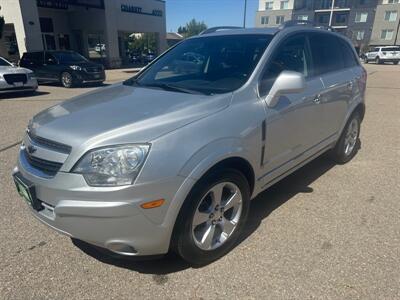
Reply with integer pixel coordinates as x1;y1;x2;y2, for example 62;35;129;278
331;113;361;164
175;169;250;266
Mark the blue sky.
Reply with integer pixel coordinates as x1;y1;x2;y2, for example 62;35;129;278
165;0;259;32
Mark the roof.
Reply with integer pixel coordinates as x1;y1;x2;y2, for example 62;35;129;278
166;32;184;40
199;27;279;37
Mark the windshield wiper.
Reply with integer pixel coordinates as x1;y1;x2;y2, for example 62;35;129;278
142;83;211;95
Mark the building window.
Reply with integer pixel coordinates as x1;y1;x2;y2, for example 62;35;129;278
334;12;348;25
276;16;285;24
297;15;309;21
359;0;369;5
355;30;365;41
280;1;289;9
265;1;273;10
387;0;400;4
317;13;330;24
355;12;368;23
381;29;394;40
384;11;398;22
261;16;269;25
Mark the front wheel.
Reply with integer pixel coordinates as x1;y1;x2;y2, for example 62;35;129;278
330;113;361;164
375;57;382;64
174;169;250;266
60;72;75;88
394;61;399;65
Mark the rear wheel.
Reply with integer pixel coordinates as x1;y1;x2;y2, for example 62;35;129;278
60;72;74;88
330;113;361;164
394;61;399;65
174;169;250;266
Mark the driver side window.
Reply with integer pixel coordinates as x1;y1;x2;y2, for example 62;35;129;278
259;35;310;96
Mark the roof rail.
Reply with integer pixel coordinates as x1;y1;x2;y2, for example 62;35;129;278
199;26;242;35
279;20;335;32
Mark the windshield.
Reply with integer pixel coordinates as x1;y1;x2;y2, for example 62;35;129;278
52;52;88;63
0;57;12;67
384;47;400;52
132;34;272;95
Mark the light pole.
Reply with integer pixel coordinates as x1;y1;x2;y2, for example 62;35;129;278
243;0;247;28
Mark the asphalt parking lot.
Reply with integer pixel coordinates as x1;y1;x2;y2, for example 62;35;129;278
0;64;399;299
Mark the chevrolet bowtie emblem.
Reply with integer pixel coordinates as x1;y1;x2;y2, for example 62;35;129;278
27;145;37;154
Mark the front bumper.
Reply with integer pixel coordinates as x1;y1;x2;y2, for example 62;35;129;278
14;149;194;256
74;70;106;83
0;78;38;93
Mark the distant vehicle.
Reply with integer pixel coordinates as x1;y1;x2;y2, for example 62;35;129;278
19;51;106;88
129;52;141;63
364;46;400;65
142;52;156;63
0;56;38;94
94;44;106;53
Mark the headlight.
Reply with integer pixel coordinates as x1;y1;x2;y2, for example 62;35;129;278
72;144;150;187
70;65;82;71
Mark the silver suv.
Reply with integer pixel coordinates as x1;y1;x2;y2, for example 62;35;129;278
12;24;366;265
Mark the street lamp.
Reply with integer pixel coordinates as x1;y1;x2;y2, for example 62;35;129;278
243;0;247;28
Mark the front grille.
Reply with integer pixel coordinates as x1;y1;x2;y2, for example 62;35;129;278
3;74;27;85
28;131;72;154
84;67;102;73
23;149;63;176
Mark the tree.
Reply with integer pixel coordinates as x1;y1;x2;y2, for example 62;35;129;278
178;19;207;38
0;15;4;39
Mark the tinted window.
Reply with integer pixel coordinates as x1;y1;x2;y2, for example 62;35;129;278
339;39;358;68
21;52;44;64
52;51;88;63
384;47;400;51
134;35;272;95
309;33;344;75
260;35;310;95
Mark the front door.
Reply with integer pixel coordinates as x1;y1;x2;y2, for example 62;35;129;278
258;34;325;185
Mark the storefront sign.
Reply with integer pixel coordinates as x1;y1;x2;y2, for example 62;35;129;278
121;4;163;17
37;0;68;10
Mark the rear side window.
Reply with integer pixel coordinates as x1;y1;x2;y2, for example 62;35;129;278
339;39;359;68
22;52;44;64
309;33;344;75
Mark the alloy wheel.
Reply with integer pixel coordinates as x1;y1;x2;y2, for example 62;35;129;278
191;182;243;251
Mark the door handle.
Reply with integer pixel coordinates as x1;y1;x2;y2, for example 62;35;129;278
313;94;321;104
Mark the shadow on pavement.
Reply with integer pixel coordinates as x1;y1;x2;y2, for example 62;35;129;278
0;91;50;100
72;154;336;274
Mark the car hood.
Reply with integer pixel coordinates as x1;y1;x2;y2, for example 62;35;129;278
30;83;232;150
0;66;31;74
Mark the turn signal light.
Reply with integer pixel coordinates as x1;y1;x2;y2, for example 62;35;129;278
140;199;165;209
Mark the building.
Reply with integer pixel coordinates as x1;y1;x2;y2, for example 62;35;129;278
370;0;400;46
166;32;183;48
256;0;379;53
0;0;167;67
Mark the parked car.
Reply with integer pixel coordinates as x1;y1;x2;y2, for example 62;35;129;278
19;51;105;88
142;51;156;63
363;46;400;64
0;56;38;94
12;23;366;265
129;52;141;64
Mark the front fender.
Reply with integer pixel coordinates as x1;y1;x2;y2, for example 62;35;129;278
178;137;251;180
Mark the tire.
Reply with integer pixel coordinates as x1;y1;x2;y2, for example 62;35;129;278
394;61;399;65
363;57;368;64
330;113;361;164
60;71;74;88
375;57;382;64
173;168;250;266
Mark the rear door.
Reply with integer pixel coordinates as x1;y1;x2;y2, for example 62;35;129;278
309;33;354;139
259;33;325;183
43;52;61;81
20;52;44;76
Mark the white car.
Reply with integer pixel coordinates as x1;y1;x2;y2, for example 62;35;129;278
0;56;38;94
363;46;400;65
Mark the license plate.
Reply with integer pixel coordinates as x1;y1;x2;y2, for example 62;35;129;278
93;74;100;79
13;82;23;87
13;173;41;210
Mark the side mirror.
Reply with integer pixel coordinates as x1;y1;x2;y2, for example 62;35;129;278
11;62;17;67
265;71;306;108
